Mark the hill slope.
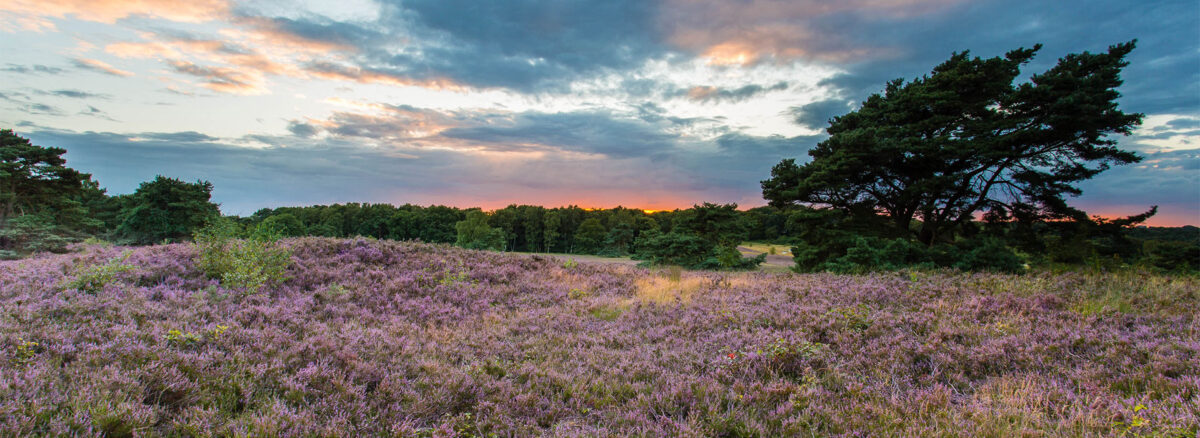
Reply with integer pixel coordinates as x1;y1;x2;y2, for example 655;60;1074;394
1;238;1197;436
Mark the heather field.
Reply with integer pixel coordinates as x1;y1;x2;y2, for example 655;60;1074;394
1;238;1197;437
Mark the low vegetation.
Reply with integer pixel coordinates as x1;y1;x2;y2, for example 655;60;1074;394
1;238;1196;436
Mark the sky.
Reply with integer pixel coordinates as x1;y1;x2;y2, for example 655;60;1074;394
1;0;1197;225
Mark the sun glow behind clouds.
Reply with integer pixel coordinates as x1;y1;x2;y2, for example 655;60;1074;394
0;0;1195;225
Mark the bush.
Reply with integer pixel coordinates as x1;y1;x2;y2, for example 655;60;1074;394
950;237;1025;273
61;251;135;294
1142;240;1200;272
798;235;1022;274
195;219;292;295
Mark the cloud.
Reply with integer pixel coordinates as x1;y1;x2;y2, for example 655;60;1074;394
679;82;790;103
805;0;1198;116
659;0;963;65
230;15;376;53
1075;147;1200;226
0;0;228;25
1;64;65;74
39;89;109;99
71;58;133;77
439;110;680;158
789;98;853;130
286;120;319;138
225;0;668;92
302;62;461;89
168;60;266;94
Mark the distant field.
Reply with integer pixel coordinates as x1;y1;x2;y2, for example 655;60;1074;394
739;242;793;256
1;238;1196;436
512;245;796;272
509;251;639;266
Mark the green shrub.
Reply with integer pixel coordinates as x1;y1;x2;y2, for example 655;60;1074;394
195;219;292;295
61;251;135;294
1142;240;1200;272
951;237;1025;273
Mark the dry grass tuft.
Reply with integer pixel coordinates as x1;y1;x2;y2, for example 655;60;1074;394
633;274;706;303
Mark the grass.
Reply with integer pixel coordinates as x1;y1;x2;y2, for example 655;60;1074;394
739;242;792;255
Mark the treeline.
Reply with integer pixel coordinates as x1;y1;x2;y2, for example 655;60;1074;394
0;129;767;269
2;128;1197;273
246;202;769;269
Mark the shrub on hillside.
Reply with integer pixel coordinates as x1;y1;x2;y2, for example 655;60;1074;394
194;219;291;294
60;251;135;294
797;236;1024;274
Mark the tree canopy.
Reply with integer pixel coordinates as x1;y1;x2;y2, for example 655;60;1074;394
0;129;87;227
117;175;221;244
763;41;1147;246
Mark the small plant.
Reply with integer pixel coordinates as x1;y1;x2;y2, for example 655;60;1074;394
568;288;588;299
562;258;579;269
757;338;828;378
12;338;40;366
62;251;135;294
827;303;872;332
164;325;229;348
206;325;229;340
164;329;203;348
1112;403;1150;435
439;263;473;286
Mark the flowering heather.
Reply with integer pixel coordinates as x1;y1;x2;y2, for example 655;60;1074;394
1;238;1197;436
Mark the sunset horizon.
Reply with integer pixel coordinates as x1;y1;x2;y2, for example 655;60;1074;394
2;0;1196;226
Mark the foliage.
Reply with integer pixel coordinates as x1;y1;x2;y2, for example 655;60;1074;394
1142;240;1200;272
0;130;97;256
0;129;87;226
257;213;306;237
763;41;1146;246
1;239;1196;435
60;251;135;294
455;210;505;251
572;218;607;253
117;175;220;245
0;213;76;258
194;218;291;295
633;229;712;267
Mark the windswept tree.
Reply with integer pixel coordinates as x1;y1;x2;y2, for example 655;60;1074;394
763;41;1148;246
0;130;98;255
